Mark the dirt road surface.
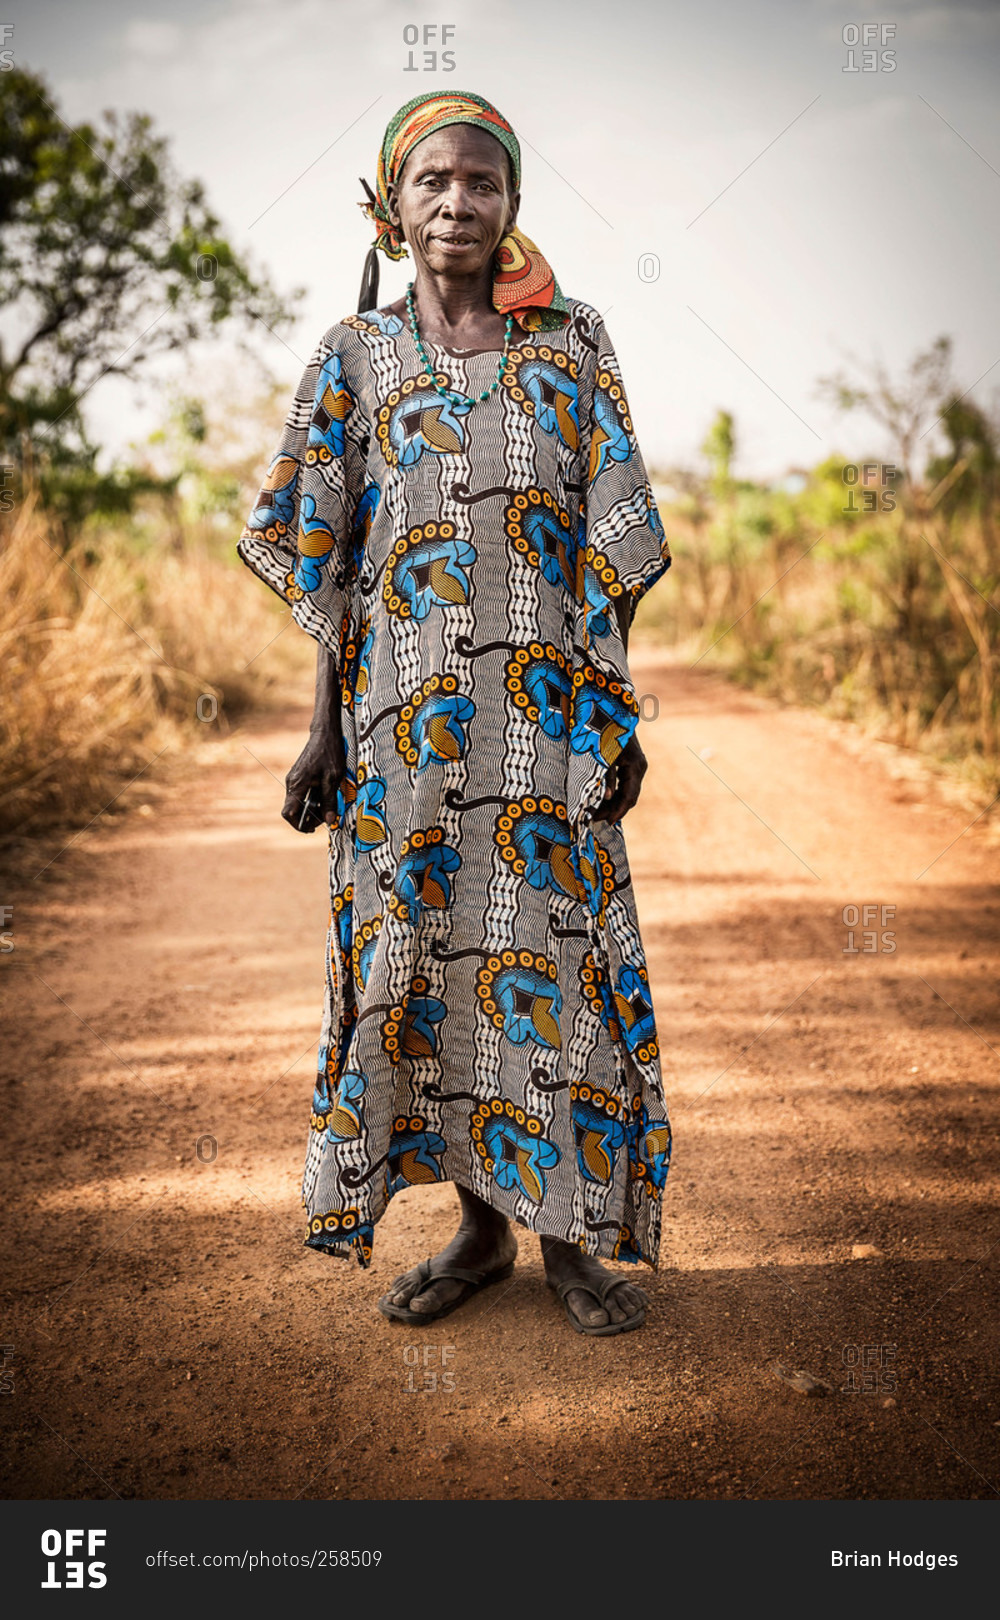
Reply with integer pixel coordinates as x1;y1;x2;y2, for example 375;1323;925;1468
3;651;999;1500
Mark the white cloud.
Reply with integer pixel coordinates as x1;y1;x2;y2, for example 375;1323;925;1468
122;20;182;58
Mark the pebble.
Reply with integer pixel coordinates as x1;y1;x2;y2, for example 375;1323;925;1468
772;1362;833;1396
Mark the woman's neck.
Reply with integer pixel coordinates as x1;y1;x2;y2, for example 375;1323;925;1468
410;268;497;339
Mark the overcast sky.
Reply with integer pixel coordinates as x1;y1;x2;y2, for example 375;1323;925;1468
6;0;1000;478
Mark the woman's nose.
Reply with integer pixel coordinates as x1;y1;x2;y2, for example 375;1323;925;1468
439;185;475;217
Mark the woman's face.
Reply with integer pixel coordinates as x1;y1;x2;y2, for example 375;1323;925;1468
387;124;519;282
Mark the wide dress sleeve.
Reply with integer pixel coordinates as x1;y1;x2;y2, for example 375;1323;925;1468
566;310;672;832
577;313;672;635
237;329;360;664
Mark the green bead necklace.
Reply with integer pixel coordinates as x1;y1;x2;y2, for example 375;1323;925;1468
405;281;513;408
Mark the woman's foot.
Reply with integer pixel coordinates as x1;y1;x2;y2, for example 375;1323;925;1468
541;1236;648;1332
381;1187;517;1318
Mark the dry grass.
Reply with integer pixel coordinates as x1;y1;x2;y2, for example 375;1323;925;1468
6;440;997;853
635;470;1000;805
0;488;305;840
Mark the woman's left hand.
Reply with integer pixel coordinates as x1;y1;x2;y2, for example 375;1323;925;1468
593;732;647;823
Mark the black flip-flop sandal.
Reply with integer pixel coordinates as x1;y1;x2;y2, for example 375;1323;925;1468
377;1255;515;1325
548;1273;648;1336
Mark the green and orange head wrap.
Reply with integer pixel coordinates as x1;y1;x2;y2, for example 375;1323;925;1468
358;90;569;333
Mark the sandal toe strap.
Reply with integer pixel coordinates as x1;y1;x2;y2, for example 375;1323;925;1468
423;1260;493;1287
553;1273;635;1307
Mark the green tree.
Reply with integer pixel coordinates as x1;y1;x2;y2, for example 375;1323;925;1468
701;409;735;497
0;65;302;522
925;394;998;523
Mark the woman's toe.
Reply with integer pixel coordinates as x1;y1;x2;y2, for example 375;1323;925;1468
387;1266;421;1305
602;1282;644;1322
408;1282;446;1314
568;1287;608;1328
409;1277;463;1314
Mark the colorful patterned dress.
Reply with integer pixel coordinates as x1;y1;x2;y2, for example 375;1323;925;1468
238;296;673;1269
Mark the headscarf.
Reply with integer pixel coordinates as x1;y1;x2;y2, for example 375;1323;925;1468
358;90;568;333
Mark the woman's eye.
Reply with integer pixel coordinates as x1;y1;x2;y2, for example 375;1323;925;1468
418;178;495;192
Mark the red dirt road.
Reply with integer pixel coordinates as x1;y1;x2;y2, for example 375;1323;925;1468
3;651;999;1500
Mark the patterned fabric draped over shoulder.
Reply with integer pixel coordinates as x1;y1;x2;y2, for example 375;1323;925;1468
238;296;672;1271
237;341;363;663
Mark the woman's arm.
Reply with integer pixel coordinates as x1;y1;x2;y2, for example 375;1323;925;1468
281;646;347;833
613;593;631;654
310;644;342;734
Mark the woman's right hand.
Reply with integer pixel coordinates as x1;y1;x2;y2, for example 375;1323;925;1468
282;723;346;833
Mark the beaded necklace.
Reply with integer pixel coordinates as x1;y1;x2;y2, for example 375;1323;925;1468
405;280;513;409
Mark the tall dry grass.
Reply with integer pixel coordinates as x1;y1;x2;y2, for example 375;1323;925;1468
0;487;303;841
636;461;1000;802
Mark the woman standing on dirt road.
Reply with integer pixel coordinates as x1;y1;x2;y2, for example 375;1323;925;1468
238;90;673;1337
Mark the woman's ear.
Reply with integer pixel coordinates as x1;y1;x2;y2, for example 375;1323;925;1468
386;181;402;231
